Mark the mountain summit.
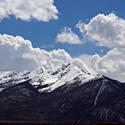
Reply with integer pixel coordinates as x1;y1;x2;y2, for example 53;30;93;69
0;62;124;123
0;62;99;93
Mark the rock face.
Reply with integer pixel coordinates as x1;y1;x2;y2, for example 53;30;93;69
0;74;125;123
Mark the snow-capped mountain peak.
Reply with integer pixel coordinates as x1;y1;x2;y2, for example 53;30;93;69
0;62;101;92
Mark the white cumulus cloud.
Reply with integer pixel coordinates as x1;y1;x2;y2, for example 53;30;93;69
55;13;125;82
76;13;125;48
56;27;82;44
75;13;125;82
78;48;125;82
0;0;58;22
92;48;125;82
0;33;92;74
0;34;71;72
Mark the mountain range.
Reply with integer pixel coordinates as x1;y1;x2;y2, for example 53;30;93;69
0;62;125;123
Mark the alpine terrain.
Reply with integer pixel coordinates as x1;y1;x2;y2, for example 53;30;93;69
0;56;125;124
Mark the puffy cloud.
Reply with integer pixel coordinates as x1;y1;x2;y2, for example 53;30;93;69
0;34;93;75
75;13;125;82
92;48;125;82
76;13;125;48
0;0;58;22
78;54;93;67
0;34;37;72
55;13;125;81
78;48;125;82
56;27;82;44
0;34;72;72
0;33;124;82
56;13;125;47
72;58;96;74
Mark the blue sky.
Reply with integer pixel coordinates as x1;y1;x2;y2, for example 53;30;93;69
0;0;124;57
0;0;125;81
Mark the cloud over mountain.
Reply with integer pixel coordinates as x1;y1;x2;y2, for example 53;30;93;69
0;0;58;22
92;48;125;81
0;12;125;82
78;48;125;82
56;13;125;82
76;13;125;82
0;33;92;74
0;34;70;72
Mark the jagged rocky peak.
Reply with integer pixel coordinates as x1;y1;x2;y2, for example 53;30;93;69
0;62;101;93
0;48;98;92
0;70;17;78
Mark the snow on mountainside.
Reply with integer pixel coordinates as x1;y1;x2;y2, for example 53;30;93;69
0;49;101;92
0;70;30;87
29;63;101;92
0;62;101;92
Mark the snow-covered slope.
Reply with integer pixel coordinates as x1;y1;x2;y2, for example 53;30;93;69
30;63;100;92
0;63;101;92
0;70;30;88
